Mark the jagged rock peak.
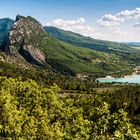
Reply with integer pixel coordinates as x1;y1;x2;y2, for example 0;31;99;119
8;15;44;52
6;15;46;66
15;15;24;21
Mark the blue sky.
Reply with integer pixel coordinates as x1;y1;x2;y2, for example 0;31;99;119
0;0;140;41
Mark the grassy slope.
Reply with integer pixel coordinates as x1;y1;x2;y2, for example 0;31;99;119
44;26;133;53
29;32;134;76
45;26;140;64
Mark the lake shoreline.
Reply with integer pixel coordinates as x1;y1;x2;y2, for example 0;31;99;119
97;66;140;84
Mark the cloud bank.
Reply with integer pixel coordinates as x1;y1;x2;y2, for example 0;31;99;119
98;8;140;27
47;17;105;39
47;8;140;42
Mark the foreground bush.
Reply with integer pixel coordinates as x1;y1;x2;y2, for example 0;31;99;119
0;77;139;139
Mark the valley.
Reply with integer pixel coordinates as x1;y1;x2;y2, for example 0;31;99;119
0;14;139;139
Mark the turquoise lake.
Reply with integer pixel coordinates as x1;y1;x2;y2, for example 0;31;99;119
97;74;140;84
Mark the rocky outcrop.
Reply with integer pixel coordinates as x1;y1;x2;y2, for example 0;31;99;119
6;15;46;66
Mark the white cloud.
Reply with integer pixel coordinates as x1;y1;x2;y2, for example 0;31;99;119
98;14;121;27
98;8;140;27
112;28;127;36
47;12;140;42
47;17;86;28
47;17;105;39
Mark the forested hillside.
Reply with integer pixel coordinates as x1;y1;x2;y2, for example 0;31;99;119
45;26;140;67
0;77;139;139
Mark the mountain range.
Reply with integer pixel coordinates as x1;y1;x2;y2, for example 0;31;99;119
123;42;140;46
0;15;140;78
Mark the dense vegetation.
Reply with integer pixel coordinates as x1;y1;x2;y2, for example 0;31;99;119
29;32;136;76
0;59;114;92
0;76;139;139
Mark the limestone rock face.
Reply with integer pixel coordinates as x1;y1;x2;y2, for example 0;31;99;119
7;15;45;66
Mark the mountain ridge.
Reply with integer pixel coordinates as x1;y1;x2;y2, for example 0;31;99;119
0;16;140;77
45;26;140;65
44;26;132;53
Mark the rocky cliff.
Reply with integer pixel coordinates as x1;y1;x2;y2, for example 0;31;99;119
6;15;46;66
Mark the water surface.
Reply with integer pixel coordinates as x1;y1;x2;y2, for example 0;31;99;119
97;74;140;84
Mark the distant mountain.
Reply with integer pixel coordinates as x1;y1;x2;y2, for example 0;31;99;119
0;18;14;47
123;42;140;46
45;26;140;65
0;16;140;77
44;26;132;53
